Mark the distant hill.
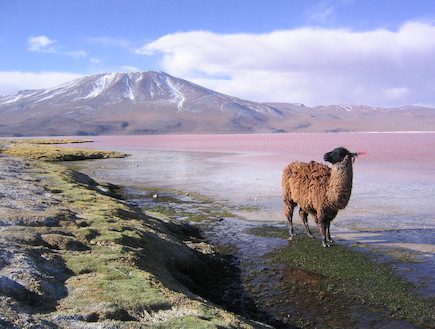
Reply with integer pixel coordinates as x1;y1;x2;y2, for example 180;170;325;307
0;71;433;136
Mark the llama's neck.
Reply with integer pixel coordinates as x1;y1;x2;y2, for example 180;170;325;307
327;156;353;209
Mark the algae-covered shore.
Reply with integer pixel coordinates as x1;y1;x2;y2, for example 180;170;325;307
0;140;434;328
1;138;127;161
0;144;269;328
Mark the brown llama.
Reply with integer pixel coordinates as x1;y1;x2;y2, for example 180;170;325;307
282;147;363;247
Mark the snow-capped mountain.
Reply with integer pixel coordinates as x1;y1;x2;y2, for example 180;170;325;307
2;72;237;109
0;71;434;136
0;71;297;136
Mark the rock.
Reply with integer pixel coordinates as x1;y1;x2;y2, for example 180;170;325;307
0;276;41;305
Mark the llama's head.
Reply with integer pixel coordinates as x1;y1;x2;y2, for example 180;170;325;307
323;147;359;164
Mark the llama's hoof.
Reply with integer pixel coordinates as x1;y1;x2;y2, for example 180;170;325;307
288;235;295;241
307;233;314;238
322;242;330;248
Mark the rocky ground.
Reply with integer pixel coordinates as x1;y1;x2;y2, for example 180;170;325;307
0;154;269;329
0;155;72;328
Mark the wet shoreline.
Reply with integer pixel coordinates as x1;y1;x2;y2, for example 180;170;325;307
121;185;431;328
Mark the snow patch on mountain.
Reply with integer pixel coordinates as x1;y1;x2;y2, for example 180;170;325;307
0;90;39;105
123;75;135;101
86;73;119;99
163;76;185;111
146;73;186;110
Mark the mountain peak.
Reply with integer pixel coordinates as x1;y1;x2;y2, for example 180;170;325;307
0;71;203;109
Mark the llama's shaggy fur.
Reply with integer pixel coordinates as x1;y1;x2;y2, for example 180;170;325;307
282;147;359;247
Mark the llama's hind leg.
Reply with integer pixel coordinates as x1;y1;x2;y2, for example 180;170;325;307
299;209;314;237
284;201;296;240
318;214;330;247
326;220;334;243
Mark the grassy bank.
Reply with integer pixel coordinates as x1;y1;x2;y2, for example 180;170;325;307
250;225;435;327
0;149;269;328
1;138;127;161
43;163;267;328
9;138;94;144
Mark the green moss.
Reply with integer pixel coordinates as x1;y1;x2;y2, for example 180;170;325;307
63;265;170;314
152;315;230;329
356;243;425;264
3;143;127;161
11;138;94;144
66;252;126;275
94;270;170;311
263;227;435;325
249;225;288;239
188;214;213;222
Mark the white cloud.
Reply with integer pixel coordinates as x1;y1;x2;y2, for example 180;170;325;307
28;35;57;53
138;21;435;107
0;71;83;95
27;35;87;59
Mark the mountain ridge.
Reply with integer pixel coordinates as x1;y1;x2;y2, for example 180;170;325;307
0;71;434;136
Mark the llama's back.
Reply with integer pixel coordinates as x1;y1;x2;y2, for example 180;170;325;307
282;161;331;210
282;161;304;200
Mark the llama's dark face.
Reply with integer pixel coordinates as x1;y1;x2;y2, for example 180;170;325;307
323;147;356;164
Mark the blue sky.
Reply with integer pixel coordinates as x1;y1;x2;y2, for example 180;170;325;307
0;0;434;107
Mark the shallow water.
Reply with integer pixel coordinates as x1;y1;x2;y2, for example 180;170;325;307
69;133;435;295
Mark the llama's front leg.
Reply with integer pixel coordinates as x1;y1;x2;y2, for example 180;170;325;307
299;209;314;237
284;201;296;240
318;214;330;247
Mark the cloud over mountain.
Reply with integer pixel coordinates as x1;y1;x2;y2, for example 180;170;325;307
138;22;435;107
0;71;83;96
